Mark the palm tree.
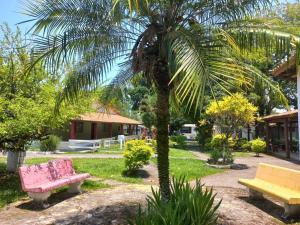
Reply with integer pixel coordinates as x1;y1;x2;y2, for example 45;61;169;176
24;0;298;200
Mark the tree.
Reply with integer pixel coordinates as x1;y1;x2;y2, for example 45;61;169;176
24;0;297;200
206;93;258;140
0;24;92;171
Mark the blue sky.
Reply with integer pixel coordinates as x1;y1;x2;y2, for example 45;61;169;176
0;0;31;32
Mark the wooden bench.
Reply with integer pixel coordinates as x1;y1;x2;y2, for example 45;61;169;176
239;163;300;218
19;159;90;205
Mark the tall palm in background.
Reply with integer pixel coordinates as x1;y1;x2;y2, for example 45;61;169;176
24;0;299;200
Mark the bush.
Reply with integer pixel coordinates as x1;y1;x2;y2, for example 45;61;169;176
170;135;187;149
123;140;154;172
250;138;266;156
40;135;60;152
130;177;221;225
210;134;226;149
208;149;233;165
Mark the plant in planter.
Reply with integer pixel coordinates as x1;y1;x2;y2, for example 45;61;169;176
250;138;266;156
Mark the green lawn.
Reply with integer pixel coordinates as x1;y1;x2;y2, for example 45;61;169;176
170;158;222;181
0;157;109;208
0;152;223;208
168;148;197;159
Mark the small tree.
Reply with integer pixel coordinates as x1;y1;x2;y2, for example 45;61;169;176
0;24;93;172
206;93;257;154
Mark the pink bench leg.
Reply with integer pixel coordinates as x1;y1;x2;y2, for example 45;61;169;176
28;192;51;202
68;181;83;194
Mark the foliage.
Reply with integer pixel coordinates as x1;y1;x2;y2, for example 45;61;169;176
208;149;234;165
40;135;61;152
130;177;221;225
238;139;252;152
209;134;236;150
24;0;296;200
123;140;154;172
170;135;187;149
250;138;266;156
196;118;213;148
0;24;93;153
206;93;257;140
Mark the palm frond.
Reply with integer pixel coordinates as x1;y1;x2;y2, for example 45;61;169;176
171;27;288;113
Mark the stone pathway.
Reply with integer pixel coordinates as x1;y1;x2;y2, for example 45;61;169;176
0;184;153;225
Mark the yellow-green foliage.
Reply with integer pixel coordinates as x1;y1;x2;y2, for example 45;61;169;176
210;134;236;149
250;138;266;156
206;93;257;136
123;140;154;171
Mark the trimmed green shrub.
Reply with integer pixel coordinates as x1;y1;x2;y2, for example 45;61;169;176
250;138;266;156
123;140;154;171
170;135;187;149
130;177;221;225
209;149;223;163
40;135;61;152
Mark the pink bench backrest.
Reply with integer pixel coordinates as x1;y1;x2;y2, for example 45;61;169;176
19;159;75;189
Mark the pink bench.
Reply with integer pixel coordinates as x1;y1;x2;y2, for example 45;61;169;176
19;159;90;204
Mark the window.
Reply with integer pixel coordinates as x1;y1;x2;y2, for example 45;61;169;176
180;127;192;134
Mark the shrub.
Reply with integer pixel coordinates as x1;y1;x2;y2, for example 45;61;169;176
208;149;233;165
130;177;221;225
210;134;226;149
170;135;187;149
123;140;154;172
40;135;61;152
250;138;266;156
209;149;223;163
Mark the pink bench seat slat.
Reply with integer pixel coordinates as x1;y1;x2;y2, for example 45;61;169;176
19;159;90;193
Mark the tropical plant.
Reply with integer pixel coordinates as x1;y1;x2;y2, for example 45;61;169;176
130;177;221;225
250;138;266;156
40;135;61;152
123;140;154;172
24;0;298;200
170;135;187;149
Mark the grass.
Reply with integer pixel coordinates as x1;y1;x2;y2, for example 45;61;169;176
0;157;110;208
0;149;224;208
168;148;197;159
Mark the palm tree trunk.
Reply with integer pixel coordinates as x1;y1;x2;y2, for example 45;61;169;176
155;64;171;201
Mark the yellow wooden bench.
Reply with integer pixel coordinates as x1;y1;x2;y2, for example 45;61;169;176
239;163;300;218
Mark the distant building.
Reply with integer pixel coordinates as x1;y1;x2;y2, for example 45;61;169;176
68;111;142;140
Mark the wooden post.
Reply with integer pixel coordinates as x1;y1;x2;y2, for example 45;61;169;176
69;121;77;139
128;124;132;135
265;122;270;152
297;67;300;160
284;118;290;159
120;124;124;135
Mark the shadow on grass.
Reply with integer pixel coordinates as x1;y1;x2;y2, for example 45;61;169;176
122;169;150;179
0;162;27;208
239;196;300;224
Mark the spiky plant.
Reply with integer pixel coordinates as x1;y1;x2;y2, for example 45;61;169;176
24;0;299;200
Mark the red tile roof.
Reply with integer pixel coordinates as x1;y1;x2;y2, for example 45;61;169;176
76;112;141;125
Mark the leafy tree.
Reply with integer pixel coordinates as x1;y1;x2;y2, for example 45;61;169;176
24;0;297;200
206;93;258;140
0;24;92;171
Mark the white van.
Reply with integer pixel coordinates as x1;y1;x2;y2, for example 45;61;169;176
180;124;197;140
